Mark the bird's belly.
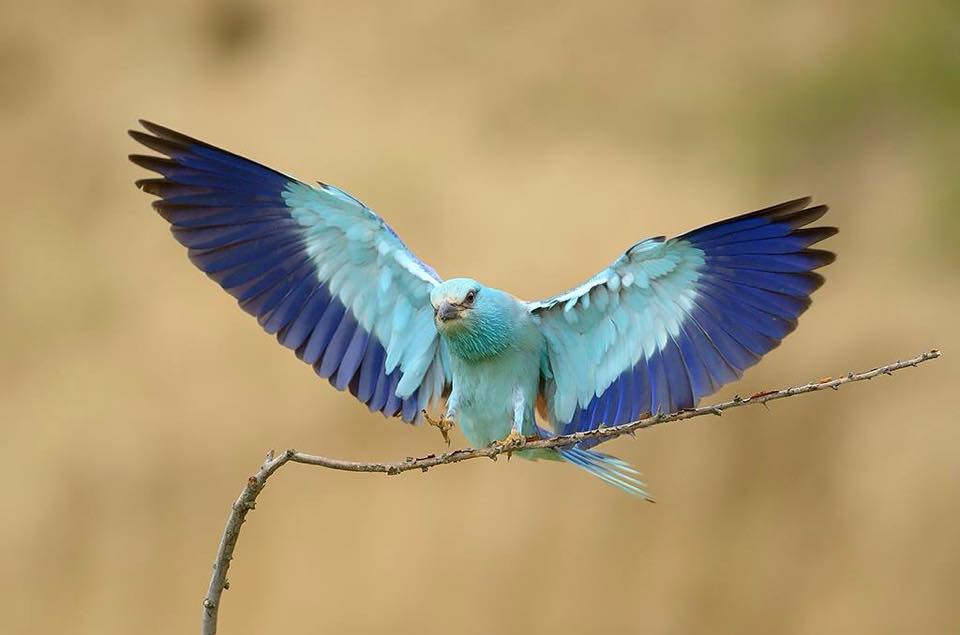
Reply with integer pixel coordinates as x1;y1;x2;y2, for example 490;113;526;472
458;404;514;447
452;356;539;447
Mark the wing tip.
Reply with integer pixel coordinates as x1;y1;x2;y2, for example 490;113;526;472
806;248;837;270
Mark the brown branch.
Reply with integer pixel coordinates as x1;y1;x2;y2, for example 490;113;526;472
201;349;941;634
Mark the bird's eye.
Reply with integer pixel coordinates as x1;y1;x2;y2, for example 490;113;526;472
464;290;477;304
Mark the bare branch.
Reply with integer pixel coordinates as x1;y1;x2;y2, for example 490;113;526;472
201;349;941;634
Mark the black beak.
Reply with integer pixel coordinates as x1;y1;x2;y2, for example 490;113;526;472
437;300;459;322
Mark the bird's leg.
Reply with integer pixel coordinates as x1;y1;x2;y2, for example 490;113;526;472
493;387;527;453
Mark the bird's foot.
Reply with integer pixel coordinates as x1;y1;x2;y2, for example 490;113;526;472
422;410;455;445
492;429;526;457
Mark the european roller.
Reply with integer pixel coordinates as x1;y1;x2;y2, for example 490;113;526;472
130;121;836;498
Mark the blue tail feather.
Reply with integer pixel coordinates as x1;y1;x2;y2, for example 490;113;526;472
557;447;651;499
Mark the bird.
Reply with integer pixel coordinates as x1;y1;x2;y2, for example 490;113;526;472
129;120;837;498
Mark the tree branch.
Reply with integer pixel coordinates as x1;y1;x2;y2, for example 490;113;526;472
201;349;941;634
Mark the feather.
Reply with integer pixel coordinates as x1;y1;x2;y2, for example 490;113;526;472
533;197;835;441
129;121;450;423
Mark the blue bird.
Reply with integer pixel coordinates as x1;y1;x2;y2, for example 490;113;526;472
130;121;836;498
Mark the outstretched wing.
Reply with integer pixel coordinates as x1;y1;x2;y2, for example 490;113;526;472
129;120;448;422
531;198;836;442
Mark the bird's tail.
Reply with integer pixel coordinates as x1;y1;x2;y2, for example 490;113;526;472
556;447;651;500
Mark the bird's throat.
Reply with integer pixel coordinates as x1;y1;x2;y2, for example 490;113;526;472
440;316;514;362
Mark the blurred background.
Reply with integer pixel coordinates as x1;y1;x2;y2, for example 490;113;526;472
1;1;958;633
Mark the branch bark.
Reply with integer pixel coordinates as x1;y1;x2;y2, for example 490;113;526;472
201;349;941;634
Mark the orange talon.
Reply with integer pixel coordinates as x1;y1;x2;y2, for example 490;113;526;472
422;410;455;445
493;429;526;458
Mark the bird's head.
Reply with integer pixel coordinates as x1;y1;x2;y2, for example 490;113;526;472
430;278;483;333
429;278;520;360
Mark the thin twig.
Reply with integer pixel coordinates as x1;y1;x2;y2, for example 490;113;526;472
201;349;940;634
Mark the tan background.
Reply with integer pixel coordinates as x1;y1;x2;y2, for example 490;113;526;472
2;1;958;633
